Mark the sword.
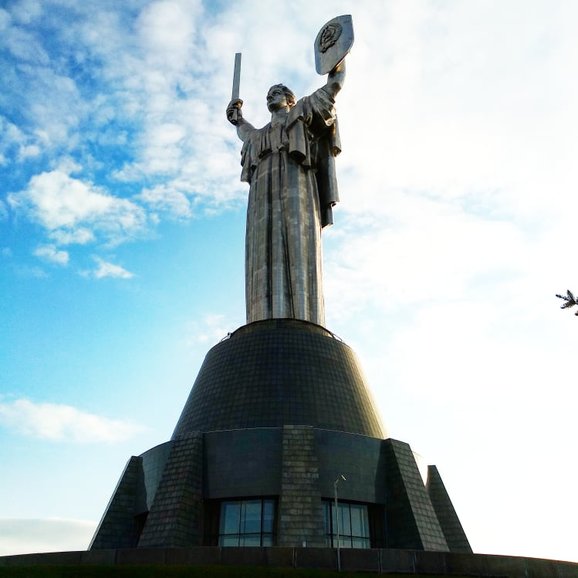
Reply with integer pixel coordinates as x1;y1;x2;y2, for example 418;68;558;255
231;52;242;123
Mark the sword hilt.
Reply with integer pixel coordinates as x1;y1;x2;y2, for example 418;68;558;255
228;98;243;125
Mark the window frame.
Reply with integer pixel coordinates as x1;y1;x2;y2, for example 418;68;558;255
218;497;277;547
323;499;371;549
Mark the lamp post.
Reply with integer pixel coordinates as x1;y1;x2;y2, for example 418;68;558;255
334;474;346;572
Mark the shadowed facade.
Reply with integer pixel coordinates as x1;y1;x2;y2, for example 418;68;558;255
90;319;471;552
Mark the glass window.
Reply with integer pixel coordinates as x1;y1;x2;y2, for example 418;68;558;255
240;534;261;546
241;500;262;534
218;498;276;547
221;502;241;535
262;499;275;533
323;500;370;549
220;535;239;547
340;503;351;537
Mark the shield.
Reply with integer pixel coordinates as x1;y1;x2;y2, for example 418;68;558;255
314;15;354;75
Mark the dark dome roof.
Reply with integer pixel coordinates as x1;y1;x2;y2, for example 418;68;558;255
172;319;385;439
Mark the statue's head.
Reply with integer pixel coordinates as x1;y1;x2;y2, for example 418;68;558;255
267;84;296;112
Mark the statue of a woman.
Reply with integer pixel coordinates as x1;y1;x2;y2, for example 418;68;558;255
226;62;345;327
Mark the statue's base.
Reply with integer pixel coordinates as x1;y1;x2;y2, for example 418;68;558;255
172;318;385;438
90;320;469;553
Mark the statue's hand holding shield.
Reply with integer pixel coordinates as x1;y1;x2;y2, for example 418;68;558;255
314;15;354;75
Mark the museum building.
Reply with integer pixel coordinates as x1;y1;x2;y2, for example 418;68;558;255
90;318;472;553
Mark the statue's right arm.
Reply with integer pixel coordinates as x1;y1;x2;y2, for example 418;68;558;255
324;60;346;99
226;99;255;142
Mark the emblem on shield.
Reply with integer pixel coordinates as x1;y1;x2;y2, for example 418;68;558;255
314;15;354;75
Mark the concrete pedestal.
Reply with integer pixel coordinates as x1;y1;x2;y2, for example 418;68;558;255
90;320;471;553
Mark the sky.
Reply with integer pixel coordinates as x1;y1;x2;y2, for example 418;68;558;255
1;0;577;563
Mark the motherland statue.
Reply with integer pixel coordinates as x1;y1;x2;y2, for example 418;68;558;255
226;16;353;327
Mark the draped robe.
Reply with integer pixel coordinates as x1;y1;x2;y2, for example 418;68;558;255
239;87;341;326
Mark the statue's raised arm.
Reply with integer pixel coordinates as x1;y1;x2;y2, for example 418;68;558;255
324;60;346;99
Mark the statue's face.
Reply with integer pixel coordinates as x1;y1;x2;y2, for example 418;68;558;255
266;86;289;112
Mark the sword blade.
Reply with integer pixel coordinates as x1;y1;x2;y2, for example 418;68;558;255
232;52;242;100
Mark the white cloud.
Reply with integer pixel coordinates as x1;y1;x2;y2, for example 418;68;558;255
324;191;532;325
8;169;147;245
91;256;134;279
10;0;43;25
137;184;193;218
33;244;69;266
184;313;237;347
18;144;41;160
2;16;48;64
0;398;143;443
0;518;96;556
0;8;11;30
136;0;201;70
0;116;26;164
49;228;95;245
335;1;577;225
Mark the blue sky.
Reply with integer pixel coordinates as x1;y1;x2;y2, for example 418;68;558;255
1;0;577;562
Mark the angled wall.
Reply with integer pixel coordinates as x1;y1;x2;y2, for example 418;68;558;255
90;457;143;550
383;440;449;551
427;465;472;553
138;433;203;548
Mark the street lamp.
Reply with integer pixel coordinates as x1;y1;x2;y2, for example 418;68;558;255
334;474;346;572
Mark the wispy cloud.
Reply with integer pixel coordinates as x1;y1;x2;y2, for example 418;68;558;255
184;313;238;347
1;0;246;260
0;518;96;556
0;116;27;166
137;184;193;218
324;192;531;322
91;256;134;279
0;398;143;443
33;244;69;266
8;168;147;246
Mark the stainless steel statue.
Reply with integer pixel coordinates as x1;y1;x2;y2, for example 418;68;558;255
226;16;353;327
